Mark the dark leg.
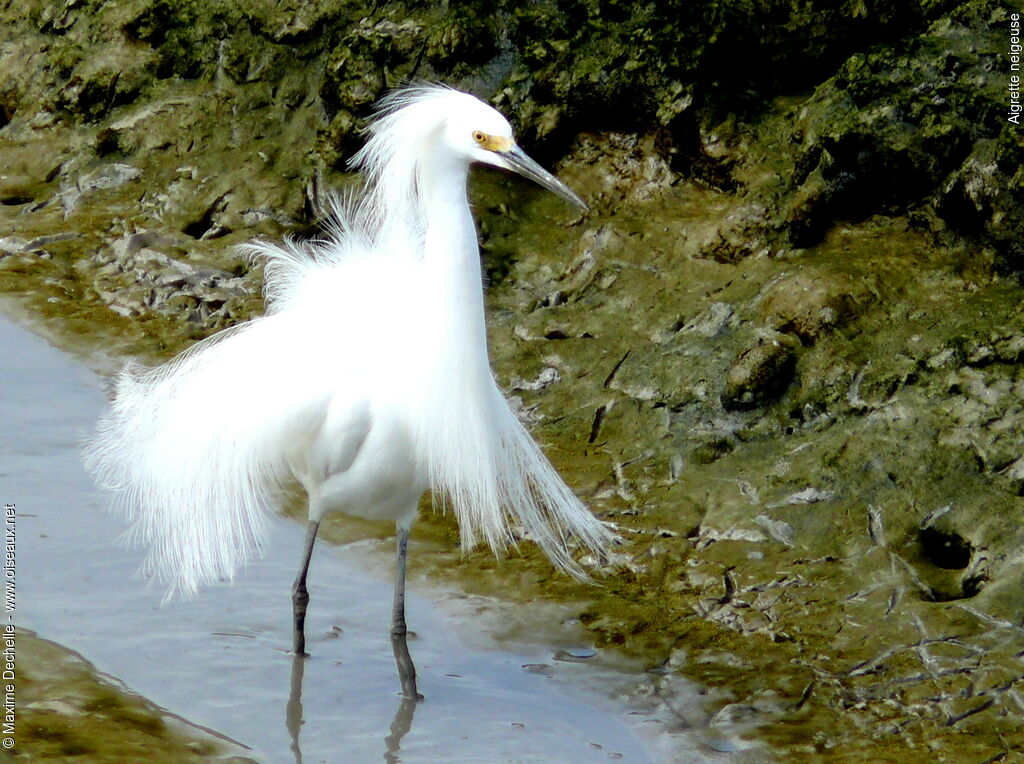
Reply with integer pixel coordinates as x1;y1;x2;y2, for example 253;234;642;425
292;520;320;656
390;525;422;700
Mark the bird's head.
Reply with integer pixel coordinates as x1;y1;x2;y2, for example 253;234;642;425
356;87;588;213
442;94;588;211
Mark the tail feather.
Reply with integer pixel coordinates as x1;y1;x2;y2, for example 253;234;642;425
420;381;617;579
499;410;615;579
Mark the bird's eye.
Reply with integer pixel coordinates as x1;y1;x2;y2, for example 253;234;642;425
472;130;487;144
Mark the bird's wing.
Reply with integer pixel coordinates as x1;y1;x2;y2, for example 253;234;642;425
286;397;372;490
85;310;339;598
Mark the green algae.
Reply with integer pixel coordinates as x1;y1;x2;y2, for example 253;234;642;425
12;629;254;762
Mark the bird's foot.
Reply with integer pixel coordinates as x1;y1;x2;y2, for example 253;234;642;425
398;682;423;702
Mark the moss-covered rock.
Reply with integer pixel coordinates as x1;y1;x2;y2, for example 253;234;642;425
709;1;1023;271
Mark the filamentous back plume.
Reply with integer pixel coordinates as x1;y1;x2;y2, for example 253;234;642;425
85;84;614;699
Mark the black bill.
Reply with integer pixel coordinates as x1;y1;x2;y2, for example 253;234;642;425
499;145;588;211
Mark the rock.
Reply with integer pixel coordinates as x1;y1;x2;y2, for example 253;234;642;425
59;162;142;214
672;301;734;339
759;269;875;343
721;331;799;411
939;139;1024;276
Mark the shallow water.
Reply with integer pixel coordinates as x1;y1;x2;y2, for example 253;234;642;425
1;313;729;763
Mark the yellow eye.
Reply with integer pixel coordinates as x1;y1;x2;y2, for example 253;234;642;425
472;130;487;144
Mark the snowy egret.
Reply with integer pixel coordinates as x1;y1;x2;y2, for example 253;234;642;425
86;84;614;699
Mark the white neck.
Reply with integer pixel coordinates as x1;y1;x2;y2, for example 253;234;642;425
417;151;491;380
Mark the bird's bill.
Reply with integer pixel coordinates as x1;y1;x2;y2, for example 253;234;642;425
499;145;589;211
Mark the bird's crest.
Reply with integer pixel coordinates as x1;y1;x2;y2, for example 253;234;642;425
349;84;460;242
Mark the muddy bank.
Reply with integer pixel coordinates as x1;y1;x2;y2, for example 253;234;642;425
2;0;1023;760
12;629;253;762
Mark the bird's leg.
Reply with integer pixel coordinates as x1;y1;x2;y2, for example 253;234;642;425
292;519;320;656
390;525;422;700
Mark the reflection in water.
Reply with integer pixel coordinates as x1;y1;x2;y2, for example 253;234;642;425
383;697;417;763
287;652;418;764
287;654;305;764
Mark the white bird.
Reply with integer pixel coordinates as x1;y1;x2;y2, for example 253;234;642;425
85;84;615;700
